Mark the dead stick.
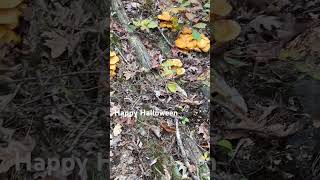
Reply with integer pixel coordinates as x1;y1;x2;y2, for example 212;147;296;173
175;118;200;180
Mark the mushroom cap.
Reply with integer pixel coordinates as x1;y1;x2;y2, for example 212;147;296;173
175;38;187;49
201;44;210;52
0;8;21;25
201;34;210;43
182;27;192;34
197;39;208;49
166;59;183;67
0;0;23;9
212;0;232;16
194;47;202;52
160;21;173;28
110;64;117;70
213;20;241;42
179;34;193;42
176;68;185;75
187;41;196;49
110;56;120;64
110;70;116;77
157;11;172;21
110;51;116;57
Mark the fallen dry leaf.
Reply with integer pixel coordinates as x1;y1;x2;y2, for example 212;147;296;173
43;31;68;58
160;121;176;133
198;122;209;140
113;123;122;136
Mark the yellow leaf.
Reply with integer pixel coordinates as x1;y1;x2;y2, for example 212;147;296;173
167;82;178;93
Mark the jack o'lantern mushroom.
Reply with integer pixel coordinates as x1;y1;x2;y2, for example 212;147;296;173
161;59;186;78
157;11;172;21
110;51;120;78
175;27;210;52
213;20;241;42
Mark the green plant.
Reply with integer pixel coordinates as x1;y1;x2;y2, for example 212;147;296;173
133;18;158;32
217;139;234;157
180;117;190;124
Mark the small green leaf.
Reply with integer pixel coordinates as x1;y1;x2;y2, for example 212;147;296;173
193;23;207;29
147;21;158;28
132;20;141;27
181;0;191;7
192;30;201;41
127;25;136;33
217;139;233;156
181;117;189;124
167;82;178;93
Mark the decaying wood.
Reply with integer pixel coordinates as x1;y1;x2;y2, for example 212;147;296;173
111;0;152;70
175;119;210;180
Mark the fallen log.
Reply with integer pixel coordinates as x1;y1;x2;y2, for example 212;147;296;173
111;0;152;71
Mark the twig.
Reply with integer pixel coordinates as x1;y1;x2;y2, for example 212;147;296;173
0;83;21;113
66;116;96;153
175;118;200;180
115;46;128;64
158;27;173;47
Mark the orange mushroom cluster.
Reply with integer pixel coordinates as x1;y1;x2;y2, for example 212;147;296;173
212;0;241;42
157;11;175;30
175;27;210;53
110;51;120;77
0;0;25;44
161;59;185;78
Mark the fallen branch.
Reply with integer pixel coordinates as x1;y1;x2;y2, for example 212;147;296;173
175;118;200;180
111;0;152;71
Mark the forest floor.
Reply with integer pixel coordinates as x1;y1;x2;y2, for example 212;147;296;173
110;0;210;179
111;0;320;180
